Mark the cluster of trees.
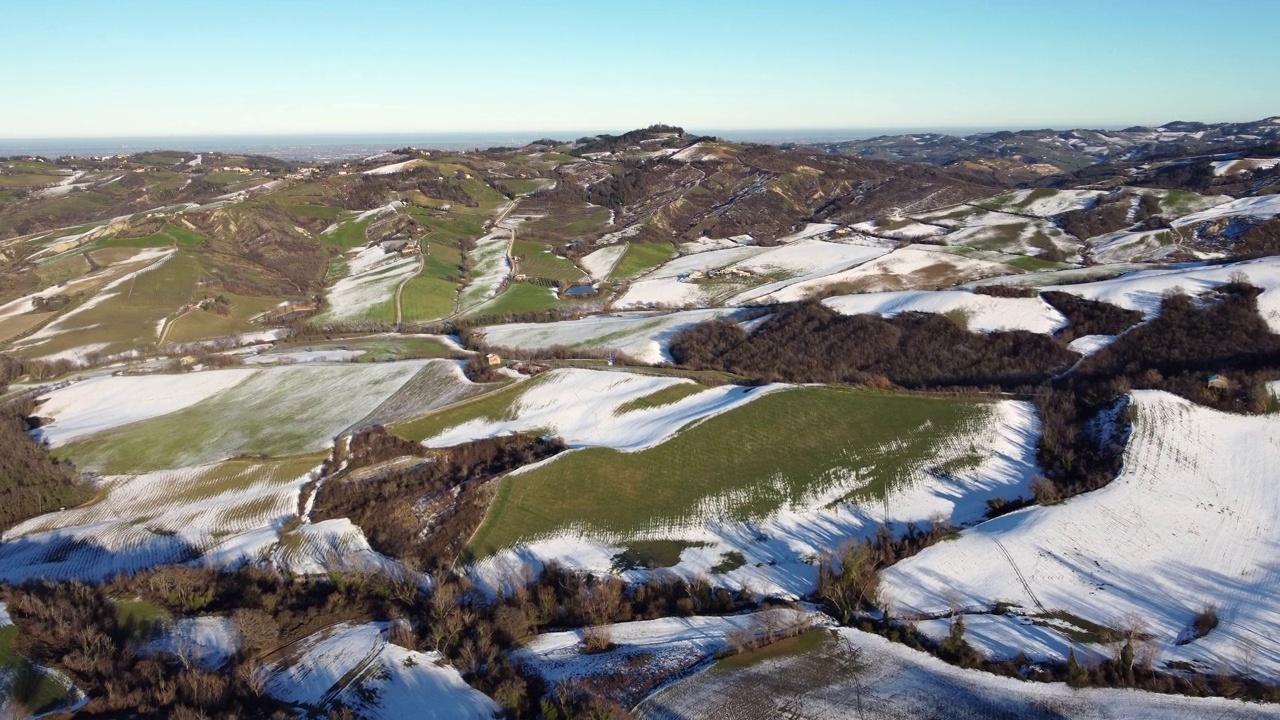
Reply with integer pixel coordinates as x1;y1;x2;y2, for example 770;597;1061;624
0;356;94;533
1056;190;1163;240
312;431;566;574
1039;291;1144;343
1;552;766;718
1037;281;1280;500
668;301;1076;390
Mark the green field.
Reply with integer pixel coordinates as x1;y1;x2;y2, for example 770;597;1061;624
467;387;992;555
267;335;457;363
469;282;560;317
522;204;613;247
161;292;282;345
399;274;457;321
322;216;372;248
58;363;424;473
392;377;529;442
511;239;586;282
610;242;676;280
94;223;209;250
13;250;203;358
614;383;706;413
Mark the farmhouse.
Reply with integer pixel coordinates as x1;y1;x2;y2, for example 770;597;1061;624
1207;373;1231;389
484;353;502;367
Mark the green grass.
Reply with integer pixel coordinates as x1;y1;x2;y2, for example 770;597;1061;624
279;203;342;220
94;223;208;250
611;540;708;571
713;628;832;673
610;242;676;280
504;178;552;195
511;239;586;283
467;387;992;555
57;364;421;473
392;378;531;442
522;204;613;247
162;292;282;345
1003;255;1063;272
1159;189;1211;216
399;274;457;321
113;598;171;640
470;282;560;316
323;217;372;248
269;336;457;362
614;383;706;414
711;550;747;574
0;626;74;714
15;250;204;358
1016;187;1058;208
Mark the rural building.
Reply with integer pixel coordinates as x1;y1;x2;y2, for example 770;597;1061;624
484;353;502;367
1207;374;1230;389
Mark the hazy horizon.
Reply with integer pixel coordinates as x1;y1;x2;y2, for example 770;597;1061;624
3;0;1277;139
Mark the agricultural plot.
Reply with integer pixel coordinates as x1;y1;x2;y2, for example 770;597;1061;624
580;244;628;280
942;215;1082;262
610;242;677;280
0;455;321;583
317;245;419;323
467;386;1042;600
467;281;561;317
516;608;819;707
881;390;1280;680
350;359;490;430
510;239;585;283
1171;193;1280;228
8;249;202;360
756;245;1025;301
55;361;429;473
640;627;1280;720
456;224;514;312
422;368;775;452
823;290;1068;334
477;308;740;364
1049;254;1280;331
968;188;1106;218
263;622;498;719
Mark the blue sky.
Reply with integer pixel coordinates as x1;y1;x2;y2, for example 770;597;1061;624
3;0;1277;137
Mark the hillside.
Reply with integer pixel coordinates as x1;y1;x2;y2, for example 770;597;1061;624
4;120;1280;718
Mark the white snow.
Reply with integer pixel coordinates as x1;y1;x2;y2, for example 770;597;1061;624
361;159;419;175
1051;255;1280;331
1066;334;1117;355
517;609;819;691
756;245;1021;302
882;390;1280;680
479;308;740;364
34;370;257;446
265;622;497;719
243;349;365;365
320;245;420;322
580;244;628;281
823;290;1068;334
424;368;779;451
1211;157;1280;176
641;627;1280;720
145;616;238;669
1172;194;1280;227
472;398;1043;600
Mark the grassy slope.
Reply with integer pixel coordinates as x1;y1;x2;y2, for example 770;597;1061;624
468;387;990;554
611;242;677;280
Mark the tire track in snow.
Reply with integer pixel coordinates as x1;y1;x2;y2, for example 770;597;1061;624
991;536;1044;613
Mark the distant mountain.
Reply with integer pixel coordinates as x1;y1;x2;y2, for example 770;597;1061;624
810;117;1280;182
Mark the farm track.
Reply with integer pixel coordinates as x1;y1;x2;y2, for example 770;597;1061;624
991;536;1044;612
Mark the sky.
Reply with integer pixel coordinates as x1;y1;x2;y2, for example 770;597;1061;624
3;0;1278;138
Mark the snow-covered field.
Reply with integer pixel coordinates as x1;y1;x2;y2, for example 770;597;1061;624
882;390;1280;680
580;244;628;280
319;246;419;322
1212;157;1280;176
1051;255;1280;330
478;308;740;364
641;627;1280;719
755;245;1022;302
424;368;779;451
1172;194;1280;227
34;370;256;445
517;609;820;705
145;616;239;670
457;223;514;311
473;398;1042;599
264;622;497;719
0;458;317;582
823;290;1068;334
